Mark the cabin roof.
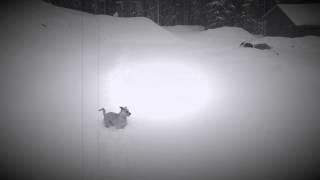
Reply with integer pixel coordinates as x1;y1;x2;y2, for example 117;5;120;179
264;4;320;26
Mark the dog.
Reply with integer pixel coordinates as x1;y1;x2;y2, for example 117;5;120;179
98;106;131;129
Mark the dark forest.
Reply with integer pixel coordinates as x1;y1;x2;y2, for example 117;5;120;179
43;0;318;34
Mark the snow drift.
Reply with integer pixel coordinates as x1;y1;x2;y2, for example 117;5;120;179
98;16;179;44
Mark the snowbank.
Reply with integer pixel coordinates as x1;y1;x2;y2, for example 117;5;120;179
98;16;179;44
201;27;255;44
165;26;255;50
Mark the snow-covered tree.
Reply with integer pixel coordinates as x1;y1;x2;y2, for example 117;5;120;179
43;0;264;33
204;0;264;34
120;0;144;17
236;0;262;34
144;0;158;24
205;0;235;28
160;0;177;26
190;0;203;25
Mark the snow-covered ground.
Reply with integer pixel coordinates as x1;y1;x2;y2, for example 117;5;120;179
1;1;320;180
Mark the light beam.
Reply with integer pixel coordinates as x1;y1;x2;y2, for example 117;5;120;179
105;61;212;121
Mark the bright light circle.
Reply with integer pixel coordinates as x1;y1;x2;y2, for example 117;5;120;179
105;61;212;120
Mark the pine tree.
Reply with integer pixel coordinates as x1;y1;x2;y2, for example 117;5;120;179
205;0;235;29
204;0;263;34
144;0;158;23
190;0;202;25
160;0;177;26
236;0;262;34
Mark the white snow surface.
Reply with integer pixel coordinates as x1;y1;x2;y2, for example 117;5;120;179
1;1;320;180
98;16;180;44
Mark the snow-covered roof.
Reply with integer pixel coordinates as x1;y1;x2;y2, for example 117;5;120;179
277;4;320;26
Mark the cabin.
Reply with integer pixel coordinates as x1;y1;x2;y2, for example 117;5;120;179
263;4;320;37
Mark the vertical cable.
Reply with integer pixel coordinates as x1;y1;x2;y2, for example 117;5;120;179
97;15;101;180
80;13;84;180
157;0;160;25
263;0;266;35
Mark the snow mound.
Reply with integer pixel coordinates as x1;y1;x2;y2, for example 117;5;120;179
255;35;320;55
164;26;255;48
204;26;254;42
99;16;179;44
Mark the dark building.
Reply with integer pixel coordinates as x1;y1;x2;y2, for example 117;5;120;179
263;4;320;37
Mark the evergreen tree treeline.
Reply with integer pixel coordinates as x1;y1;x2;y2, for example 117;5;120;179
43;0;271;34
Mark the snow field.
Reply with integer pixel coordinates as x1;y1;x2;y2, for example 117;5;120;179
1;1;320;179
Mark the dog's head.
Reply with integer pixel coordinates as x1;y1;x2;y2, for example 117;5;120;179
120;106;131;117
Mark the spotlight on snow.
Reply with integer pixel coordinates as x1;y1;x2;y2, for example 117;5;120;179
106;61;212;121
